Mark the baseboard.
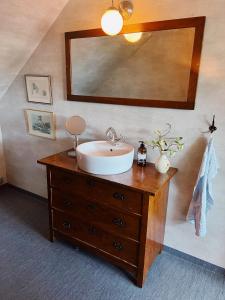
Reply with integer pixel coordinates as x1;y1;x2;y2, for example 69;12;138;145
164;245;225;275
2;183;47;203
0;183;8;189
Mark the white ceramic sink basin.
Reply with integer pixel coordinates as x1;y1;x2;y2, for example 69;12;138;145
76;141;134;175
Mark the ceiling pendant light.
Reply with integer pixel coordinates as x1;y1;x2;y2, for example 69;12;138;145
119;0;134;20
101;0;124;36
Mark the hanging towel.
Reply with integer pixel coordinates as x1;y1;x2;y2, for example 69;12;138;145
187;137;219;237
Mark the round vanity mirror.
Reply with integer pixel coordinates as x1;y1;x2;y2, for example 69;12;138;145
65;116;86;157
65;116;86;135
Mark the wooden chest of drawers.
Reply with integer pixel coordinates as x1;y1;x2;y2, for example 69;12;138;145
38;150;177;287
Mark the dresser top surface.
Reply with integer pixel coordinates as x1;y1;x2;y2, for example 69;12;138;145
38;150;177;195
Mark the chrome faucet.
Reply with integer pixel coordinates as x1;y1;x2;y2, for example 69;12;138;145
105;127;124;146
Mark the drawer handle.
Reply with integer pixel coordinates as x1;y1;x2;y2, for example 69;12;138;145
113;241;123;251
87;203;97;211
88;225;97;235
113;192;125;201
86;179;95;187
63;221;71;230
112;218;126;228
63;199;72;208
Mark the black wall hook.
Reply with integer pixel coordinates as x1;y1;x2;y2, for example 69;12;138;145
209;115;217;133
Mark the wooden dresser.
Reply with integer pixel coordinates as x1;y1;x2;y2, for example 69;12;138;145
38;150;177;287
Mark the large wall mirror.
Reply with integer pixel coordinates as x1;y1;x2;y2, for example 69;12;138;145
65;17;205;109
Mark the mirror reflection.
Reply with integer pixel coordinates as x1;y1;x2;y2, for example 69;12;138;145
71;28;195;102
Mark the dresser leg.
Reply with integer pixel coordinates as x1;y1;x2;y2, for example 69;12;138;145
49;229;55;242
136;267;146;288
136;276;144;288
159;245;164;254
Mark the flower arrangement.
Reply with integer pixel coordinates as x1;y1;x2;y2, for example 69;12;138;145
147;123;184;157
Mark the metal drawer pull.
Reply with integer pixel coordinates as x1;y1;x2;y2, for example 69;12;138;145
113;241;123;251
63;199;72;208
112;218;126;228
113;192;125;201
86;179;95;187
88;226;97;235
63;221;71;230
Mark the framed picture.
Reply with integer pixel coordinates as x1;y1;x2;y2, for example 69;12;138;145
25;75;52;104
24;109;56;139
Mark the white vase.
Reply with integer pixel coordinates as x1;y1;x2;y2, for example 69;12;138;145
155;152;170;174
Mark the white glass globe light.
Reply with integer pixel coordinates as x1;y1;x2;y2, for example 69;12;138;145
101;8;123;36
124;32;143;43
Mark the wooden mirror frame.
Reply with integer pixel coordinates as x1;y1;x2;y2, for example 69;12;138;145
65;16;205;110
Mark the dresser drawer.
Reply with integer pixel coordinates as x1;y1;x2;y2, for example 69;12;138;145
50;168;142;214
51;189;141;241
52;210;139;265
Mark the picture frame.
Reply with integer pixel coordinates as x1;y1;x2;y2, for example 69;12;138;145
25;75;52;104
24;109;56;140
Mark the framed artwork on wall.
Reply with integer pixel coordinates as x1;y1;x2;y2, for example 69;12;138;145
25;75;52;104
24;109;56;140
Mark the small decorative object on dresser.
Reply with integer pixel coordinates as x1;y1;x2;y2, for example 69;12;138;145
147;123;184;174
24;109;56;139
25;75;52;104
38;150;177;287
137;141;147;167
155;152;171;174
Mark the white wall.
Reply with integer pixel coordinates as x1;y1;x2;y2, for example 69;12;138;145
0;0;69;99
0;0;225;268
0;127;6;183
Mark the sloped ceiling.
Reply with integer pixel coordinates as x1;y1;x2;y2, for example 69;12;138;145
0;0;70;99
